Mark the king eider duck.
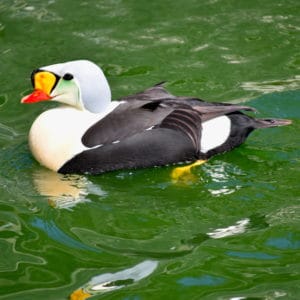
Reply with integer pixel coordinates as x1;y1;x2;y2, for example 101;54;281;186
21;60;291;175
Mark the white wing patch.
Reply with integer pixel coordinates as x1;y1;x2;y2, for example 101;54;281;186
200;116;231;153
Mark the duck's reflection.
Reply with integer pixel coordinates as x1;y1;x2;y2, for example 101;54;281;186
70;260;158;299
33;169;106;209
69;215;268;299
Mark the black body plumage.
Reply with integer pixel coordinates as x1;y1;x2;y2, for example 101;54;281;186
58;84;290;174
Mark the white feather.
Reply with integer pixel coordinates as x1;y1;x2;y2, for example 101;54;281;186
29;102;120;172
200;116;231;153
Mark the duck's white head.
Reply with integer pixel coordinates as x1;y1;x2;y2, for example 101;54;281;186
21;60;111;113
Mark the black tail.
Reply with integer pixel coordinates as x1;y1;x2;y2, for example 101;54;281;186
254;118;292;129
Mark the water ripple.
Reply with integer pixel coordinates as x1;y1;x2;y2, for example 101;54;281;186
32;169;106;209
0;122;19;141
241;76;300;94
0;0;62;21
0;238;45;272
70;260;158;299
31;218;101;253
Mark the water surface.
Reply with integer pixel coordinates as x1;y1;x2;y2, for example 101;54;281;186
0;1;299;299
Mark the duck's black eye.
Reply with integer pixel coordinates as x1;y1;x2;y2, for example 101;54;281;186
63;73;73;80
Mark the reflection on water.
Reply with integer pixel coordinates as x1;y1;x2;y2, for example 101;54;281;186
32;169;106;209
0;122;19;141
70;260;158;299
266;233;300;250
1;0;299;298
207;219;250;239
71;226;196;259
228;290;287;300
204;162;244;197
170;159;246;193
268;205;300;225
178;274;225;287
70;216;269;299
227;250;278;260
0;0;62;21
31;218;101;253
241;76;300;94
0;238;45;272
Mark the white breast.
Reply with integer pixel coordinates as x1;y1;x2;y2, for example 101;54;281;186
29;103;119;172
200;116;231;153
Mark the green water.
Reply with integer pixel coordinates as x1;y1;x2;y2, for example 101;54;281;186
0;0;300;299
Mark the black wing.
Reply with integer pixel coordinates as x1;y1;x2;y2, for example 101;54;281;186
120;84;257;114
82;100;174;147
119;82;176;101
82;86;256;150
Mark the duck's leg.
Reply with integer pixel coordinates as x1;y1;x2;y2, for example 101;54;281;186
171;160;207;183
